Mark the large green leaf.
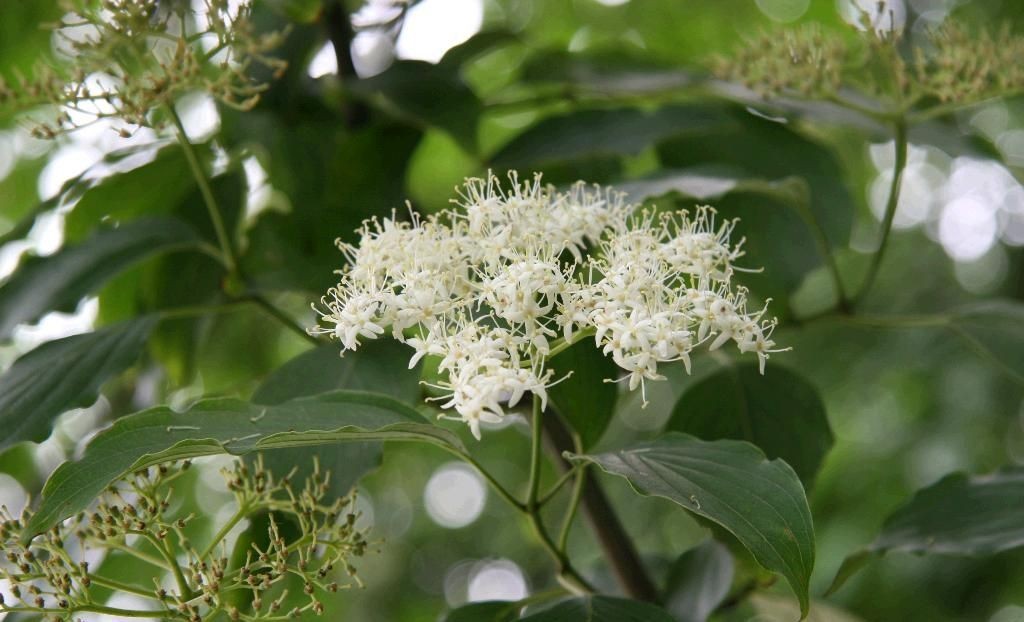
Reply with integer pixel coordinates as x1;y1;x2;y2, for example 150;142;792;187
253;340;419;404
829;467;1024;594
568;433;814;617
0;217;200;339
547;341;619;450
521;596;675;622
491;105;728;169
349;61;481;155
520;50;692;97
663;539;734;622
0;317;155;452
251;340;422;498
666;362;832;486
615;169;805;204
947;301;1024;386
443;602;520;622
63;147;194;242
656;107;852;248
26;390;465;537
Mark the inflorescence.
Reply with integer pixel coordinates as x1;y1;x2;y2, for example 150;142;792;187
715;16;1024;111
0;457;369;621
0;0;286;138
311;172;785;440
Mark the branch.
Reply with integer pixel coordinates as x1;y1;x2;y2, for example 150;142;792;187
541;410;660;602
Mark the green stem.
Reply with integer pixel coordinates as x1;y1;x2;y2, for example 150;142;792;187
247;292;321;346
519;394;595;595
826;93;897;122
456;452;525;512
106;541;172;570
167;104;237;275
135;531;193;601
199;503;249;560
855;117;908;307
526;395;544;511
88;575;163;600
785;181;850;312
557;461;587;553
538;465;578;507
0;604;182;618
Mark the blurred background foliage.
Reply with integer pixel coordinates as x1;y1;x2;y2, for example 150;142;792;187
2;0;1024;620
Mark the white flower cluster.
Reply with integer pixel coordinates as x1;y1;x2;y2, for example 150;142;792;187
312;173;785;440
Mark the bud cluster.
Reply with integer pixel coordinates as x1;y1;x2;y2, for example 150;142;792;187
311;173;784;440
713;24;846;100
0;457;369;621
0;0;286;139
715;16;1024;112
912;21;1024;104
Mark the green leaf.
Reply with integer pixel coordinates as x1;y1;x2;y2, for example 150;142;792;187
521;596;675;622
26;390;465;537
0;317;156;452
520;50;692;96
443;601;521;622
547;340;619;450
0;217;200;339
663;539;734;622
947;301;1024;386
264;0;321;22
568;433;814;617
63;147;194;242
666;362;833;486
615;169;805;204
656;108;852;248
350;61;482;155
491;105;728;169
251;340;422;498
748;593;866;622
253;340;420;404
828;467;1024;594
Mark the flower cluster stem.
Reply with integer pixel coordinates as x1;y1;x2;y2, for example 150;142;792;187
855;117;908;307
167;104;237;276
540;409;660;602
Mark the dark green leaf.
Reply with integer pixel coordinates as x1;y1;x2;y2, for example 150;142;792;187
0;317;155;452
251;340;421;498
520;50;692;96
547;341;619;450
253;340;420;404
26;390;465;537
443;601;521;622
237;123;421;293
0;217;200;339
264;0;321;22
666;362;833;486
568;433;814;617
491;105;728;169
63;147;194;242
615;169;804;204
521;596;675;622
663;539;734;622
350;61;481;154
0;443;39;491
829;467;1024;594
656;107;852;249
947;300;1024;386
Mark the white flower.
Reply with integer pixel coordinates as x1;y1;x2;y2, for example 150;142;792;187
312;172;786;439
